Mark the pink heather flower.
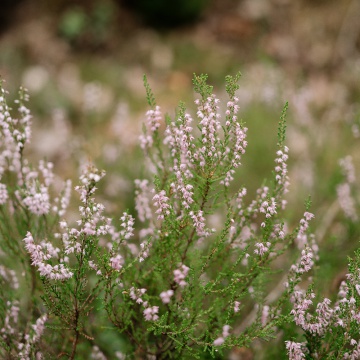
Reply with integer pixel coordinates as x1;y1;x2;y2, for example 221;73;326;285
22;184;51;215
146;106;162;132
189;210;210;237
160;290;174;304
174;264;190;287
290;290;314;329
38;160;54;187
23;232;73;280
110;254;124;271
31;314;47;342
1;301;20;338
143;306;159;321
274;146;290;197
298;212;315;236
221;169;235;187
337;183;358;221
138;241;152;262
231;123;248;168
247;186;270;215
120;212;135;239
234;301;241;313
291;246;314;275
139;133;153;150
0;183;8;204
236;187;247;216
194;95;222;168
55;179;72;217
17;314;47;360
213;325;231;346
213;337;225;346
171;161;195;210
254;242;271;256
355;284;360;297
153;190;171;220
88;260;101;275
134;179;152;222
222;325;231;337
285;341;306;360
339;156;356;184
259;197;277;219
129;287;146;303
221;99;248;187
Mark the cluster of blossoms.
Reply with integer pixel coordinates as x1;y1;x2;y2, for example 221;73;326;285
173;264;190;287
194;96;222;168
285;341;307;360
337;183;358;221
160;289;174;304
134;179;153;223
274;146;290;196
139;106;162;150
171;161;194;210
290;246;314;275
153;190;171;220
0;88;71;214
15;159;56;216
1;301;20;339
285;234;360;359
339;156;356;184
298;212;315;236
234;300;241;313
288;284;358;341
254;242;271;256
189;210;210;238
221;97;248;187
53;179;72;217
213;325;231;346
145;106;162;132
129;287;159;321
259;197;277;227
119;212;135;240
247;186;270;216
110;254;124;271
0;86;31;186
61;166;108;253
17;314;47;360
3;75;360;359
23;232;73;280
295;211;315;249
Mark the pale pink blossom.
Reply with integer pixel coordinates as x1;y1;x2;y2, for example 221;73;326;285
285;341;306;360
174;264;190;287
143;306;159;321
110;254;124;271
160;290;174;304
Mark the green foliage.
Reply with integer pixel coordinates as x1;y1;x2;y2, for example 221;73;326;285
0;73;359;359
143;74;156;108
278;102;288;147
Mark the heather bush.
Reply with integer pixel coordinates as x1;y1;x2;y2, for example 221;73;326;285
0;74;359;359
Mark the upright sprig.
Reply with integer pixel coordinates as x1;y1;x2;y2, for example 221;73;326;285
225;71;242;99
278;102;288;147
193;73;213;100
143;74;156;108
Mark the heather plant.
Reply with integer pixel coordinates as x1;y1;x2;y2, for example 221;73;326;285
0;74;359;359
